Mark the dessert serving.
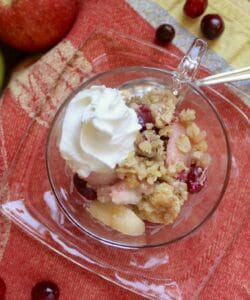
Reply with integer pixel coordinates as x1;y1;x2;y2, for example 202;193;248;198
59;85;211;237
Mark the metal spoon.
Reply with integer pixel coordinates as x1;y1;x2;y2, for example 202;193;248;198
195;66;250;87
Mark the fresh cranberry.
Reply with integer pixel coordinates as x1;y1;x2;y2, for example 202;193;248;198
183;0;208;18
73;174;97;200
186;165;206;193
137;104;154;130
31;281;59;300
0;277;6;299
155;24;175;44
201;14;224;39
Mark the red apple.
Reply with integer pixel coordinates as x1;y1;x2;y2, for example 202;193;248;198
0;0;77;52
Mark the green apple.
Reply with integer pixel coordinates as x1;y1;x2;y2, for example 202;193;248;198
0;49;5;90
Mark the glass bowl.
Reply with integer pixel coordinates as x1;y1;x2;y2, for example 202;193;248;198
46;66;231;249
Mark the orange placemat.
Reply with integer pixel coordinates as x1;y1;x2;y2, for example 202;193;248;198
0;1;249;299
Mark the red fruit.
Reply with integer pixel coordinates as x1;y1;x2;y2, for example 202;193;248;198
155;24;175;44
73;174;97;200
0;0;77;52
137;104;154;130
0;277;6;299
184;0;208;18
201;14;225;40
186;165;206;193
176;170;188;182
31;281;59;300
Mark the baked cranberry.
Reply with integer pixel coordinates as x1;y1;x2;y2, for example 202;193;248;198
155;24;175;44
137;104;154;130
0;277;6;299
201;14;224;39
176;170;188;182
31;281;59;300
184;0;208;18
73;174;97;200
186;165;206;193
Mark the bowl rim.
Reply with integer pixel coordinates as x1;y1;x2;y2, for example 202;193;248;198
46;65;232;249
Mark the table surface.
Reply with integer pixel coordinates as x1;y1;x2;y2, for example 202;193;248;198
0;0;249;299
229;0;250;13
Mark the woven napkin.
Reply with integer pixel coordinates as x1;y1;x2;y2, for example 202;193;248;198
0;1;249;299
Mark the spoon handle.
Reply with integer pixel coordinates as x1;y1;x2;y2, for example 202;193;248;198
196;66;250;86
172;38;207;96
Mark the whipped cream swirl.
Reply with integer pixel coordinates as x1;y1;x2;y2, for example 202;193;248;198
59;85;141;177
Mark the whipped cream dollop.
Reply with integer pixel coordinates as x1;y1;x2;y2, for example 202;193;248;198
59;85;141;177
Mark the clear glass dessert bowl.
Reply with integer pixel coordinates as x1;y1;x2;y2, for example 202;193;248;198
46;64;231;249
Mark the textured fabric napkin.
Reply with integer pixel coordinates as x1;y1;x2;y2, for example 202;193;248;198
0;0;249;299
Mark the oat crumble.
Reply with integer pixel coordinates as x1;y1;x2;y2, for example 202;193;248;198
115;89;211;225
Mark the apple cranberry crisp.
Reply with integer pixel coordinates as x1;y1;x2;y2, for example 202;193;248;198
71;88;211;235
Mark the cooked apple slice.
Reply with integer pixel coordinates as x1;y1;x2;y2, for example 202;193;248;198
88;201;145;236
85;170;117;188
166;122;191;166
97;180;142;205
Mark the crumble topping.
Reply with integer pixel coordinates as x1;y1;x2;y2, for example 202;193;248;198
179;108;196;124
176;134;192;153
128;89;178;128
115;89;211;225
71;88;212;234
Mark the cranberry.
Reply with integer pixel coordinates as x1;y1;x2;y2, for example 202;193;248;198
183;0;208;18
186;165;206;193
73;174;97;200
155;24;175;44
0;277;6;299
31;281;59;300
201;14;224;40
136;104;154;130
176;170;188;182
